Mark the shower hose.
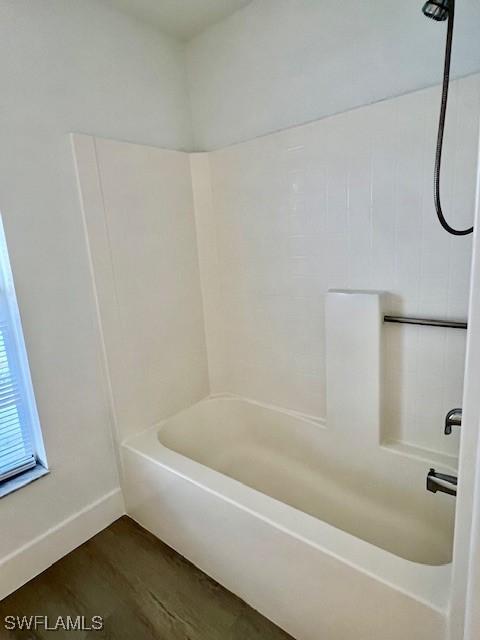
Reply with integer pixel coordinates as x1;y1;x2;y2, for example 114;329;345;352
433;0;473;235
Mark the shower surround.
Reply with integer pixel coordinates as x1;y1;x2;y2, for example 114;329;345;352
72;73;480;640
195;74;479;458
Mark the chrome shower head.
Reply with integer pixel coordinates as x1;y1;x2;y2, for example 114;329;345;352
422;0;450;21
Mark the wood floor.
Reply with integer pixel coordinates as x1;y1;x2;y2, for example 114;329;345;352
0;516;293;639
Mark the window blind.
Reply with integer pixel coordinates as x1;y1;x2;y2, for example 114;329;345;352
0;319;35;481
0;215;44;489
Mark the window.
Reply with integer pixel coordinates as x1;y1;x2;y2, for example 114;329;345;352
0;216;46;494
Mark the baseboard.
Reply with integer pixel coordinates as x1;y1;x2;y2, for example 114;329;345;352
0;488;125;601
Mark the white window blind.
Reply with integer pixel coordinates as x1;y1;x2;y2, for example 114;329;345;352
0;216;44;485
0;320;35;481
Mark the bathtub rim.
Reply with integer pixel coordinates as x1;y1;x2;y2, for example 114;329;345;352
121;394;452;614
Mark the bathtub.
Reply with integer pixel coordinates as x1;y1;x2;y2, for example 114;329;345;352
122;395;455;640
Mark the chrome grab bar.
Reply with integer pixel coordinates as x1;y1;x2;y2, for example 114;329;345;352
384;315;467;330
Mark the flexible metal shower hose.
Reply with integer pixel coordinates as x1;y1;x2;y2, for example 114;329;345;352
433;0;474;235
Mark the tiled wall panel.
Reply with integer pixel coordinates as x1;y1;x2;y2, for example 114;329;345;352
201;75;480;456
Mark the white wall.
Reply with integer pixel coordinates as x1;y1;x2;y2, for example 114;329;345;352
449;134;480;640
187;0;480;149
74;135;209;443
0;0;192;585
193;75;480;457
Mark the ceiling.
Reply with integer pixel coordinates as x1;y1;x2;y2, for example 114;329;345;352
105;0;253;40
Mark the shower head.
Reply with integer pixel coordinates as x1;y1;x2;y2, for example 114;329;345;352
422;0;450;21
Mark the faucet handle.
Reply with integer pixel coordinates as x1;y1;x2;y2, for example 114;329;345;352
445;408;462;435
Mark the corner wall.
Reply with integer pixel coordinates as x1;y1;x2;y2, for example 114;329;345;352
192;74;480;458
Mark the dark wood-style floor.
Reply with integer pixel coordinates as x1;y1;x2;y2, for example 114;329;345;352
0;516;293;639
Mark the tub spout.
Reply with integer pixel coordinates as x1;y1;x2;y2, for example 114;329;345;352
427;468;457;497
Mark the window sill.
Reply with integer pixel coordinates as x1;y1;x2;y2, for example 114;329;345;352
0;464;49;499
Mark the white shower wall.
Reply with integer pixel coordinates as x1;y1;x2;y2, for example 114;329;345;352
74;136;209;443
193;74;480;457
74;75;479;458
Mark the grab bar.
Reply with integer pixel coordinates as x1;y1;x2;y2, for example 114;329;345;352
384;315;467;330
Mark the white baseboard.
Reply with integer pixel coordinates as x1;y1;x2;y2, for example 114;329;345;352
0;488;125;601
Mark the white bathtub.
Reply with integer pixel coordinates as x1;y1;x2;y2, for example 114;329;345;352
122;395;455;640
